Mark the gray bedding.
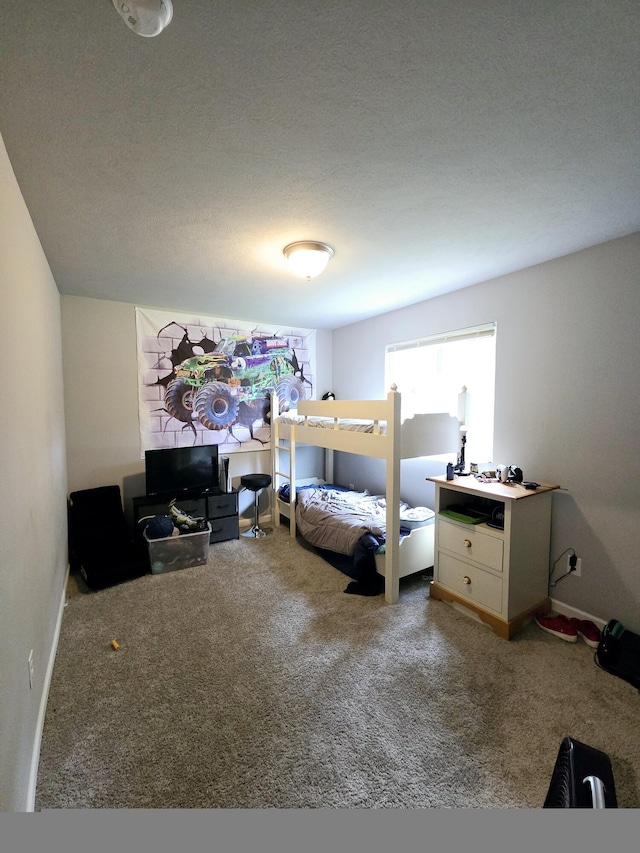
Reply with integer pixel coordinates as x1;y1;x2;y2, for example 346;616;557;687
295;488;408;556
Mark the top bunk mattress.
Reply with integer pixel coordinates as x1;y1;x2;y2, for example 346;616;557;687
275;413;386;433
273;405;460;460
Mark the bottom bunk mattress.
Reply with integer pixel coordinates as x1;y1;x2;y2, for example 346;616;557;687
282;484;434;595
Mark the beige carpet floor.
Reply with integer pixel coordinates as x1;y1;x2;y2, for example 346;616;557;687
35;525;640;809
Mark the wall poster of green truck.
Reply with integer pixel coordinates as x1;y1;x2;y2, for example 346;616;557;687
136;308;316;452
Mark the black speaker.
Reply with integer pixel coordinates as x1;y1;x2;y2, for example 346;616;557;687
543;737;617;808
220;456;230;492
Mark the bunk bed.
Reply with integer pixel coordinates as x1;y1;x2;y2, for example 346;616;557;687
271;386;460;604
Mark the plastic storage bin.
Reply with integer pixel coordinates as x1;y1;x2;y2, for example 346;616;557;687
144;524;211;574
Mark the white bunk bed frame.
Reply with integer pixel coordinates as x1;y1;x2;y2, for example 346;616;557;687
271;385;459;604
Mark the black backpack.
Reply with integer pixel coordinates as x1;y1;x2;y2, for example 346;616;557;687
595;619;640;692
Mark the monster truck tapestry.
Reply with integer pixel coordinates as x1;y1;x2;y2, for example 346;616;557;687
135;307;316;454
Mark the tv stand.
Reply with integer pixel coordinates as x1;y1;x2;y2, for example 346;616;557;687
133;487;239;550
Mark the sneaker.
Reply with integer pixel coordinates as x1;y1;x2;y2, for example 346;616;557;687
535;612;578;642
569;618;601;649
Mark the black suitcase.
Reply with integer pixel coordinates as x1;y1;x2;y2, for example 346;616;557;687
543;737;617;808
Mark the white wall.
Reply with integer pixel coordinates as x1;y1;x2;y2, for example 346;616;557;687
332;233;640;630
0;134;68;811
61;296;333;526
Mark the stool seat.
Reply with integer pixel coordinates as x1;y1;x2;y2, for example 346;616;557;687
241;474;272;537
241;473;272;492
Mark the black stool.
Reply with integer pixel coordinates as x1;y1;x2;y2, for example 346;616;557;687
240;473;272;538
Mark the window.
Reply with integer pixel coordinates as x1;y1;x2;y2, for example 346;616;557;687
385;322;496;464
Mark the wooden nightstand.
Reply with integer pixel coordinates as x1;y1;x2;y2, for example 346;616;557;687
427;475;560;639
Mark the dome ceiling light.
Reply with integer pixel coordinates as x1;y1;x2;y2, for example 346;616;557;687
283;241;334;282
112;1;173;37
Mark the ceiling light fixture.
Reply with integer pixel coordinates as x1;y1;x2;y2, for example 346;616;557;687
283;241;334;282
112;0;173;38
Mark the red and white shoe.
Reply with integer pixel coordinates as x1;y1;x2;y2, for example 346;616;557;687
535;612;578;642
569;618;601;648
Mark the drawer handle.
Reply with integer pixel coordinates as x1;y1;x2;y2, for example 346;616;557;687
463;539;472;548
463;575;471;584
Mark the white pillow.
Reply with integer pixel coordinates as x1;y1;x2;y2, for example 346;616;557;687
399;506;435;528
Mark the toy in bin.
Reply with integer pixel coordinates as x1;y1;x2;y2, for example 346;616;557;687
139;501;207;541
168;499;208;533
144;514;175;540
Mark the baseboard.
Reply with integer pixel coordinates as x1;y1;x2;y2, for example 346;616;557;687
24;564;69;812
239;512;273;532
439;596;606;637
549;598;607;631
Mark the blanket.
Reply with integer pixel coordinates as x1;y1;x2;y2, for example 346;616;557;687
315;534;385;596
295;488;405;555
292;486;417;596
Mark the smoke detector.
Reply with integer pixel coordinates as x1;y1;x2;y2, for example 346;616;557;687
112;1;173;37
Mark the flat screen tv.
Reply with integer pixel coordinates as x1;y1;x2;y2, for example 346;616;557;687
145;445;219;497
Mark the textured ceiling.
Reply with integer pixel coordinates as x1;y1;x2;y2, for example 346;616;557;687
1;1;639;329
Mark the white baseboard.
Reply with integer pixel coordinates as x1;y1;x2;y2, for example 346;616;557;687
239;512;273;532
549;598;606;631
442;597;606;635
25;565;69;812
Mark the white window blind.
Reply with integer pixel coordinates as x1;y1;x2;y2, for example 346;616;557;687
385;322;496;464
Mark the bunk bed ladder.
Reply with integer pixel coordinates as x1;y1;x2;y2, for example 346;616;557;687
384;386;402;604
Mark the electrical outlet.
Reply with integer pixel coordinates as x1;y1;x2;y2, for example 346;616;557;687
567;554;582;577
28;650;34;690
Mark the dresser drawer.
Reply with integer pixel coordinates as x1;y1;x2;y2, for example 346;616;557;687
208;515;239;543
207;493;238;519
438;519;503;572
437;551;503;613
175;497;207;519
